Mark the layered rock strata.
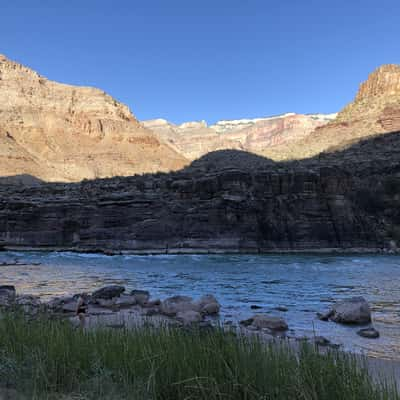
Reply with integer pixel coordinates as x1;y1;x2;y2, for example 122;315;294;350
0;54;187;182
262;64;400;161
0;131;399;253
143;113;336;160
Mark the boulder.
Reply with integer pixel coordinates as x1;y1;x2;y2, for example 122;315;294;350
92;285;125;300
330;297;372;324
0;285;16;296
197;294;220;315
176;310;203;325
202;302;220;315
145;299;161;307
15;294;41;307
317;310;333;321
0;285;16;306
115;295;137;308
161;295;200;316
357;327;380;339
246;325;259;331
314;336;331;346
251;314;288;331
96;298;118;309
239;318;254;327
142;308;159;317
47;296;77;313
86;305;114;316
14;295;41;315
131;290;150;306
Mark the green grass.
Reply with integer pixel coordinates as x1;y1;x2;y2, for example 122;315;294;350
0;313;398;400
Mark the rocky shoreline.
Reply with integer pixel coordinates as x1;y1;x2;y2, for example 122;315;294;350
0;284;382;348
3;282;400;388
1;245;398;256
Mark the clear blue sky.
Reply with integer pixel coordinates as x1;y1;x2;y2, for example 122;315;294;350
1;1;400;124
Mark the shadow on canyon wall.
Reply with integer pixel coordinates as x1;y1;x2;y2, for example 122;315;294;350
1;129;399;187
0;174;44;186
0;130;399;253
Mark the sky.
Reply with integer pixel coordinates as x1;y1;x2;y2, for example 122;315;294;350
1;1;400;124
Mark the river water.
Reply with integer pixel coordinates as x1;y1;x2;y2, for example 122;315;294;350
0;251;399;360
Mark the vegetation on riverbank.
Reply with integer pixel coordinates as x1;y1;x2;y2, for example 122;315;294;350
0;314;398;400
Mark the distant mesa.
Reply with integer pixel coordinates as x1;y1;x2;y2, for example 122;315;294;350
0;53;400;182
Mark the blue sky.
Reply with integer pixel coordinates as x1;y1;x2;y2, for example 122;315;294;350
1;1;400;124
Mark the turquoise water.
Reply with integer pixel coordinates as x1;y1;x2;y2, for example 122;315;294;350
0;251;399;359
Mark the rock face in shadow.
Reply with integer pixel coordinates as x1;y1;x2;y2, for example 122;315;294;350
0;131;399;253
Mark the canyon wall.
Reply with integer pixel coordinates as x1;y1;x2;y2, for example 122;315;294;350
261;64;400;161
0;131;399;253
0;54;187;182
143;113;336;160
0;57;400;253
2;55;400;182
145;64;400;163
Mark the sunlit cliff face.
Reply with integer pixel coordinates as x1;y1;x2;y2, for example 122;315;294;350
0;54;187;182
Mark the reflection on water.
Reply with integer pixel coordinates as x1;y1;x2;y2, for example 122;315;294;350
0;251;399;359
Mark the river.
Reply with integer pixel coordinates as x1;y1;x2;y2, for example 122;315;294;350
1;251;399;360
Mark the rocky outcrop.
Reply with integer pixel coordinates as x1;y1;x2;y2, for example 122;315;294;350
0;54;187;182
339;64;400;122
0;130;399;253
333;64;400;140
